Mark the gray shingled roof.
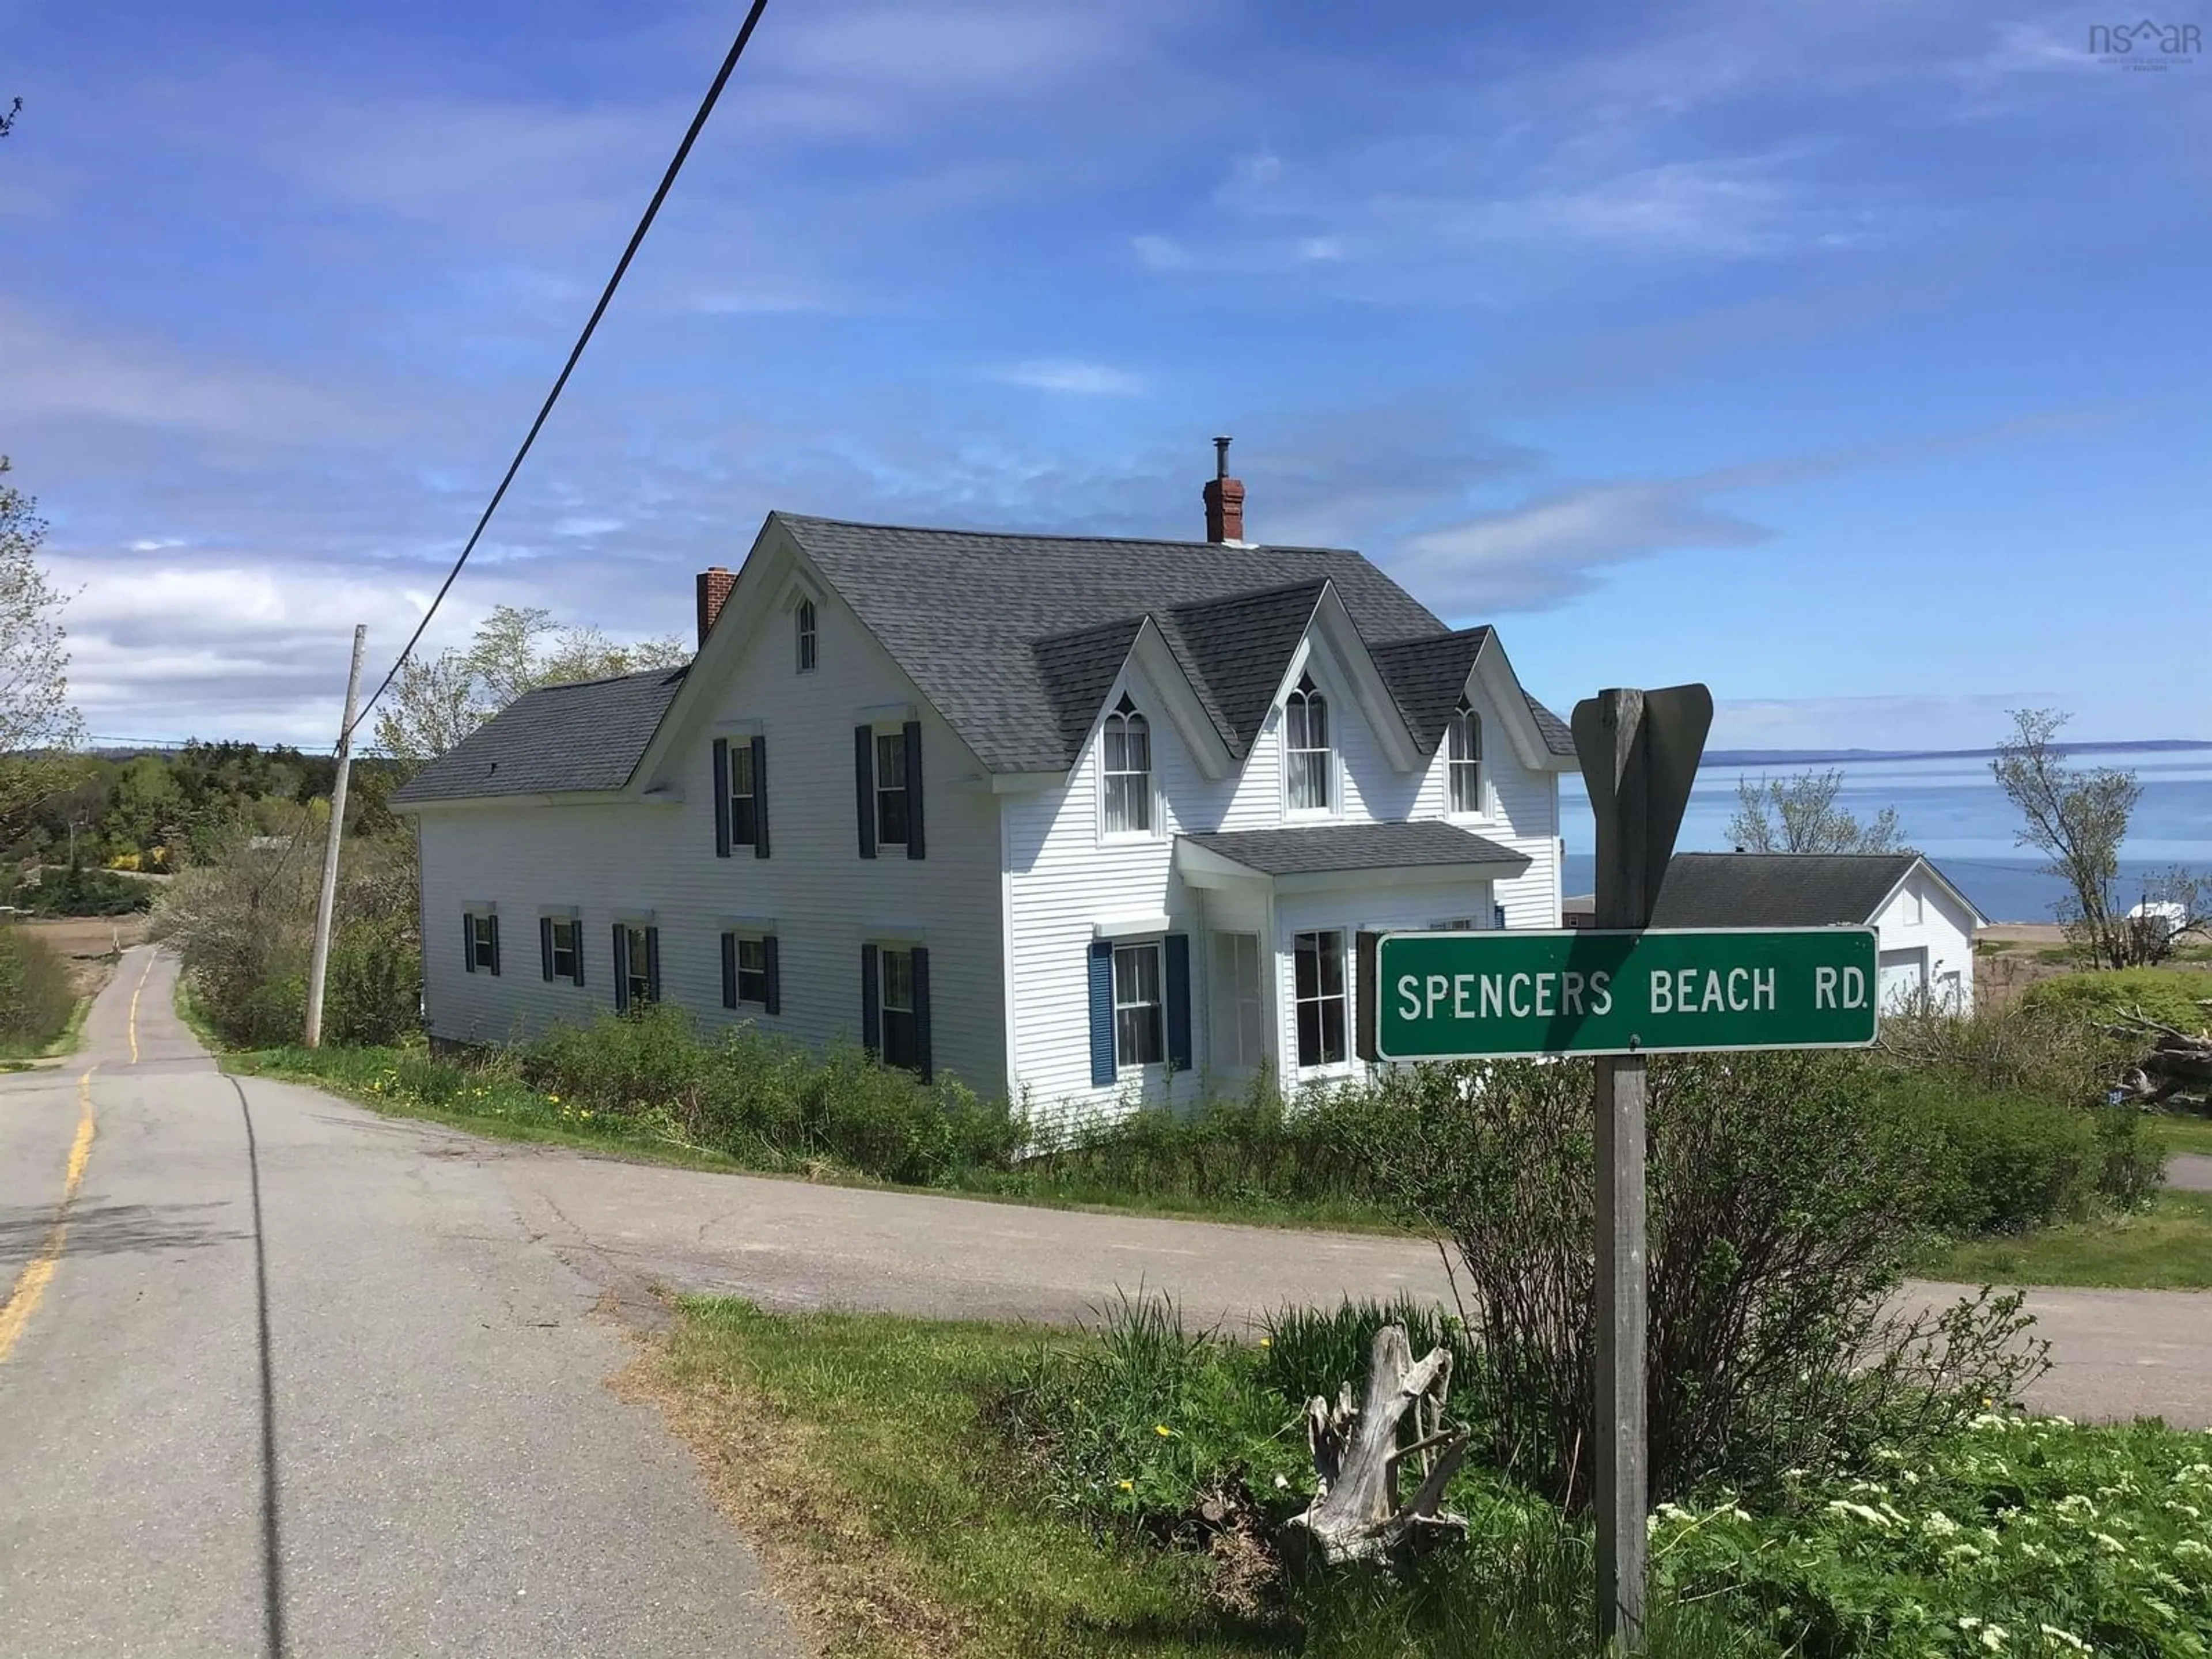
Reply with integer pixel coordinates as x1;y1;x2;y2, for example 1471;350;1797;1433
784;515;1452;774
393;512;1574;803
1647;853;1920;929
1180;821;1531;877
1370;629;1491;751
389;666;688;805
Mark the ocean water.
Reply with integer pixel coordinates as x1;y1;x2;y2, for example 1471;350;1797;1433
1559;747;2212;924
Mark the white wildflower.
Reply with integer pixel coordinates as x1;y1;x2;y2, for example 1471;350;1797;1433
2093;1531;2126;1554
1826;1499;1891;1527
1920;1512;1961;1538
1980;1624;2008;1652
2038;1626;2089;1653
2176;1538;2211;1559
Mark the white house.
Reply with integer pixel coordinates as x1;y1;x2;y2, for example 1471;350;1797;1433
1643;852;1989;1012
391;453;1578;1125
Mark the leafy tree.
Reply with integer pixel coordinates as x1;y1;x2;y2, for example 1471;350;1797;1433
0;457;85;842
372;603;685;768
1726;768;1908;854
1990;708;2202;968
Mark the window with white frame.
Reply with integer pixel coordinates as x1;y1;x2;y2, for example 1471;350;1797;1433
1112;942;1164;1067
874;732;910;847
880;946;919;1070
796;599;817;673
727;740;760;847
1447;702;1483;815
467;912;498;973
622;925;658;1008
1293;929;1347;1067
1101;695;1152;835
548;917;581;982
1209;932;1264;1070
1285;672;1331;812
733;936;770;1005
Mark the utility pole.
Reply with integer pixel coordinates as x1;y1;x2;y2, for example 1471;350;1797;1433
304;624;368;1050
1572;684;1710;1653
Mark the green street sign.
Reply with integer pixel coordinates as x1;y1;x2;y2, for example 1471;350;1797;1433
1369;927;1880;1060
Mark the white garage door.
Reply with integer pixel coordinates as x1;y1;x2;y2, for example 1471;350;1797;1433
1878;947;1928;1010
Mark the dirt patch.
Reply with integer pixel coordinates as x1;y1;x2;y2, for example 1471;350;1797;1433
8;916;149;999
610;1330;974;1659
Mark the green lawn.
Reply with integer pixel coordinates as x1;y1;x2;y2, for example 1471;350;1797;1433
650;1301;1758;1659
1920;1188;2212;1290
2156;1112;2212;1159
653;1302;1247;1659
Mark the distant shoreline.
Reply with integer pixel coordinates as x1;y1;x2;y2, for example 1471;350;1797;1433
1700;740;2212;768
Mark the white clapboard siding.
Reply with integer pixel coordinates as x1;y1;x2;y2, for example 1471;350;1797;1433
1868;864;1980;1012
1004;657;1219;1124
416;573;1006;1094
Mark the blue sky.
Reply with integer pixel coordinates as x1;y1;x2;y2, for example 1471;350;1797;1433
3;0;2209;752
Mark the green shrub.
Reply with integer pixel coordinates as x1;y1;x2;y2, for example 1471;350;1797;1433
1874;1076;2099;1234
18;863;153;916
323;915;420;1047
1010;1077;1404;1220
2022;967;2212;1035
1367;1053;2046;1511
0;926;77;1050
521;1004;1023;1187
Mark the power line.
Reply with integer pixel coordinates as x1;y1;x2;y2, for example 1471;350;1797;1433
345;0;774;744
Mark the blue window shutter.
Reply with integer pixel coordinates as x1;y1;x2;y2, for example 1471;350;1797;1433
540;916;554;982
712;739;731;858
1164;933;1192;1071
487;915;501;976
854;726;877;858
903;719;926;861
721;933;737;1009
860;943;881;1055
645;927;661;1002
763;934;781;1016
751;735;770;859
464;912;475;973
612;923;628;1012
911;945;933;1083
1087;940;1115;1086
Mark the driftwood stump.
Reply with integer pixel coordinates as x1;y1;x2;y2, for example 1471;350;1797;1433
1282;1324;1469;1568
2107;1006;2212;1106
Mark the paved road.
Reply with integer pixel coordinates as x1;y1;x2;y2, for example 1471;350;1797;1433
476;1127;2212;1430
2168;1152;2212;1194
0;950;800;1658
6;956;2209;1658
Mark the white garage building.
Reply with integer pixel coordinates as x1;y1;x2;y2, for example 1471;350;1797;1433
1645;852;1988;1013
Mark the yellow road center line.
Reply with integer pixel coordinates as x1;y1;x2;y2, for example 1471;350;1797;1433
127;950;152;1065
0;1067;97;1365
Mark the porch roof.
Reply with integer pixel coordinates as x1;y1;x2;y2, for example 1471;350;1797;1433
1175;822;1531;892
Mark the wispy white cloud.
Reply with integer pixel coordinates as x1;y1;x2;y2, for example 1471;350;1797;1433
990;359;1147;396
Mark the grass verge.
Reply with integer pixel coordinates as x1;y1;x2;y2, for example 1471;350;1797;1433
221;1040;1410;1234
1918;1188;2212;1289
636;1300;1758;1659
0;994;90;1069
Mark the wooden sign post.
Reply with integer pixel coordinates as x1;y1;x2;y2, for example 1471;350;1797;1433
1571;684;1711;1652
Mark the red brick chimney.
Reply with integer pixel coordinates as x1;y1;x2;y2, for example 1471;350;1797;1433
695;566;735;648
1202;435;1245;544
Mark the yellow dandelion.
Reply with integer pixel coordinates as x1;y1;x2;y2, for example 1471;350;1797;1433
1258;1337;1271;1348
548;1094;560;1104
1154;1424;1172;1438
1118;1480;1133;1492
